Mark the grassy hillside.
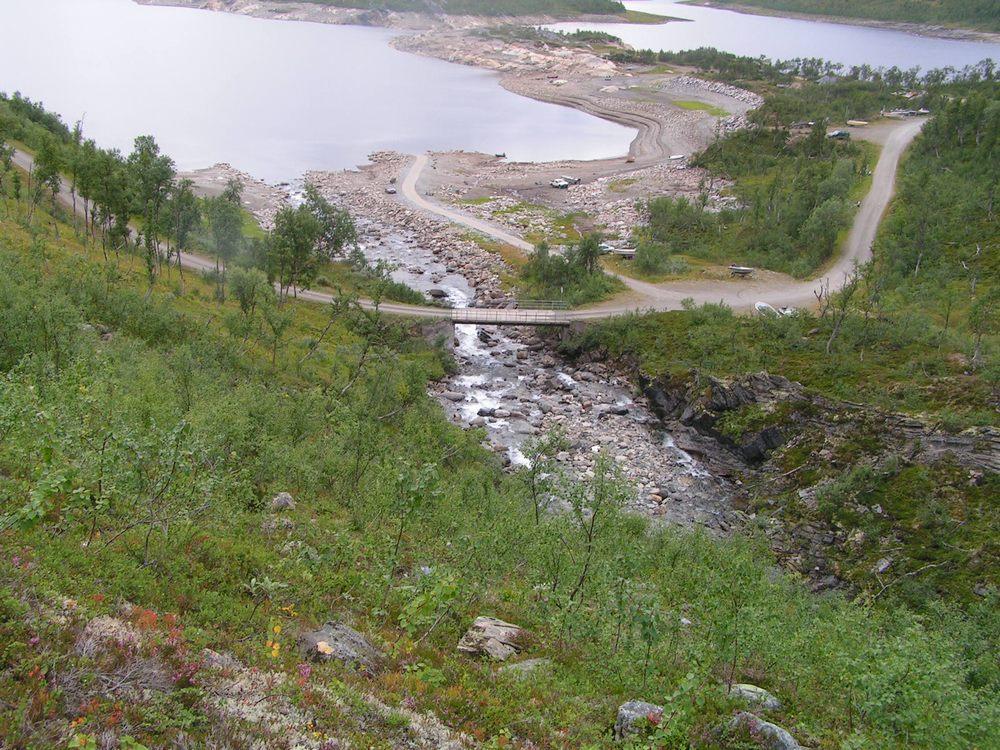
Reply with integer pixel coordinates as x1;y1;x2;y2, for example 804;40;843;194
566;66;998;624
1;99;997;748
709;0;1000;32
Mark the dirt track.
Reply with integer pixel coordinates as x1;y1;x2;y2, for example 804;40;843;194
14;115;924;321
399;117;928;317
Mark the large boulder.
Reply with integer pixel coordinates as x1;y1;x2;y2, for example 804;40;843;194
297;622;383;674
614;700;664;740
456;617;522;661
270;492;295;512
728;712;801;750
729;683;782;711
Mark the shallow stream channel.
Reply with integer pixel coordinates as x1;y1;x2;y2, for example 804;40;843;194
355;218;737;532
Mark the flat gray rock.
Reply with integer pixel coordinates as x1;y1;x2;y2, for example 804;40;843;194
457;616;522;661
297;621;383;673
729;683;782;711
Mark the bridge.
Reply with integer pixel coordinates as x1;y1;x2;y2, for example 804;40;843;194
451;303;570;326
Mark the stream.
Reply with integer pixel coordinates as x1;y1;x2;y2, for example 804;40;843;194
354;218;737;531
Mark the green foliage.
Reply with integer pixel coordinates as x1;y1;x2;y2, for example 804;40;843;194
519;234;624;305
640;129;867;276
711;0;1000;32
2;192;997;748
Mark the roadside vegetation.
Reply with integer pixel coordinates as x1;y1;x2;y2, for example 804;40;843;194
709;0;1000;33
519;233;625;305
568;78;997;630
618;53;996;277
0;92;422;306
637;124;874;277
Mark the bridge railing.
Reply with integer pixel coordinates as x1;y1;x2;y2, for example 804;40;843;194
450;307;569;326
514;299;569;311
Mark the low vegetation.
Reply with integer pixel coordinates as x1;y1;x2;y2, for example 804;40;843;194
710;0;1000;33
1;182;996;748
519;233;625;305
567;81;997;634
636;124;873;277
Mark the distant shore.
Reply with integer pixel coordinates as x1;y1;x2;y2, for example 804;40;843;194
684;1;1000;44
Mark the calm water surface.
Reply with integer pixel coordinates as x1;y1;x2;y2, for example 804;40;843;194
551;0;1000;70
0;0;634;181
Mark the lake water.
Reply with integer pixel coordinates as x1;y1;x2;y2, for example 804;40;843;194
3;1;997;183
0;0;634;181
551;0;1000;71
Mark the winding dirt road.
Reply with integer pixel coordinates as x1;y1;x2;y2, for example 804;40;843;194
401;117;927;319
13;116;923;323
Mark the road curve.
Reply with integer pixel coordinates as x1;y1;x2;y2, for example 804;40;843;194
400;117;927;319
13;116;923;324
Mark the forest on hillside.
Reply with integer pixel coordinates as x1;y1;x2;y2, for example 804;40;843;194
712;0;1000;32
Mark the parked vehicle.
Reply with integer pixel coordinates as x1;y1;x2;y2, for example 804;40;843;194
729;265;755;278
560;175;581;185
385;186;397;194
550;179;570;189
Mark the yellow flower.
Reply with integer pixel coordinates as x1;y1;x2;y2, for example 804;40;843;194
266;640;273;649
273;625;281;635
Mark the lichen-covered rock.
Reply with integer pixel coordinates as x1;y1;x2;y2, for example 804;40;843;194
729;683;782;711
456;616;522;661
297;621;383;673
729;711;802;750
614;700;664;740
270;491;295;511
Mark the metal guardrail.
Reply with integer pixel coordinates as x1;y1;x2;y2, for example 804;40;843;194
451;307;570;326
514;299;569;311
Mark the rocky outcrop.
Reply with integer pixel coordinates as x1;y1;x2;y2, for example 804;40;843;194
614;700;664;740
456;616;523;661
298;621;384;673
728;712;802;750
270;491;295;511
729;683;782;711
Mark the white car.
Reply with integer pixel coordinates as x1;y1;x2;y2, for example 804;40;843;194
550;179;570;189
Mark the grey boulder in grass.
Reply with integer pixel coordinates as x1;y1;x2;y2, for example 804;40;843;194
298;622;384;673
456;616;523;661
